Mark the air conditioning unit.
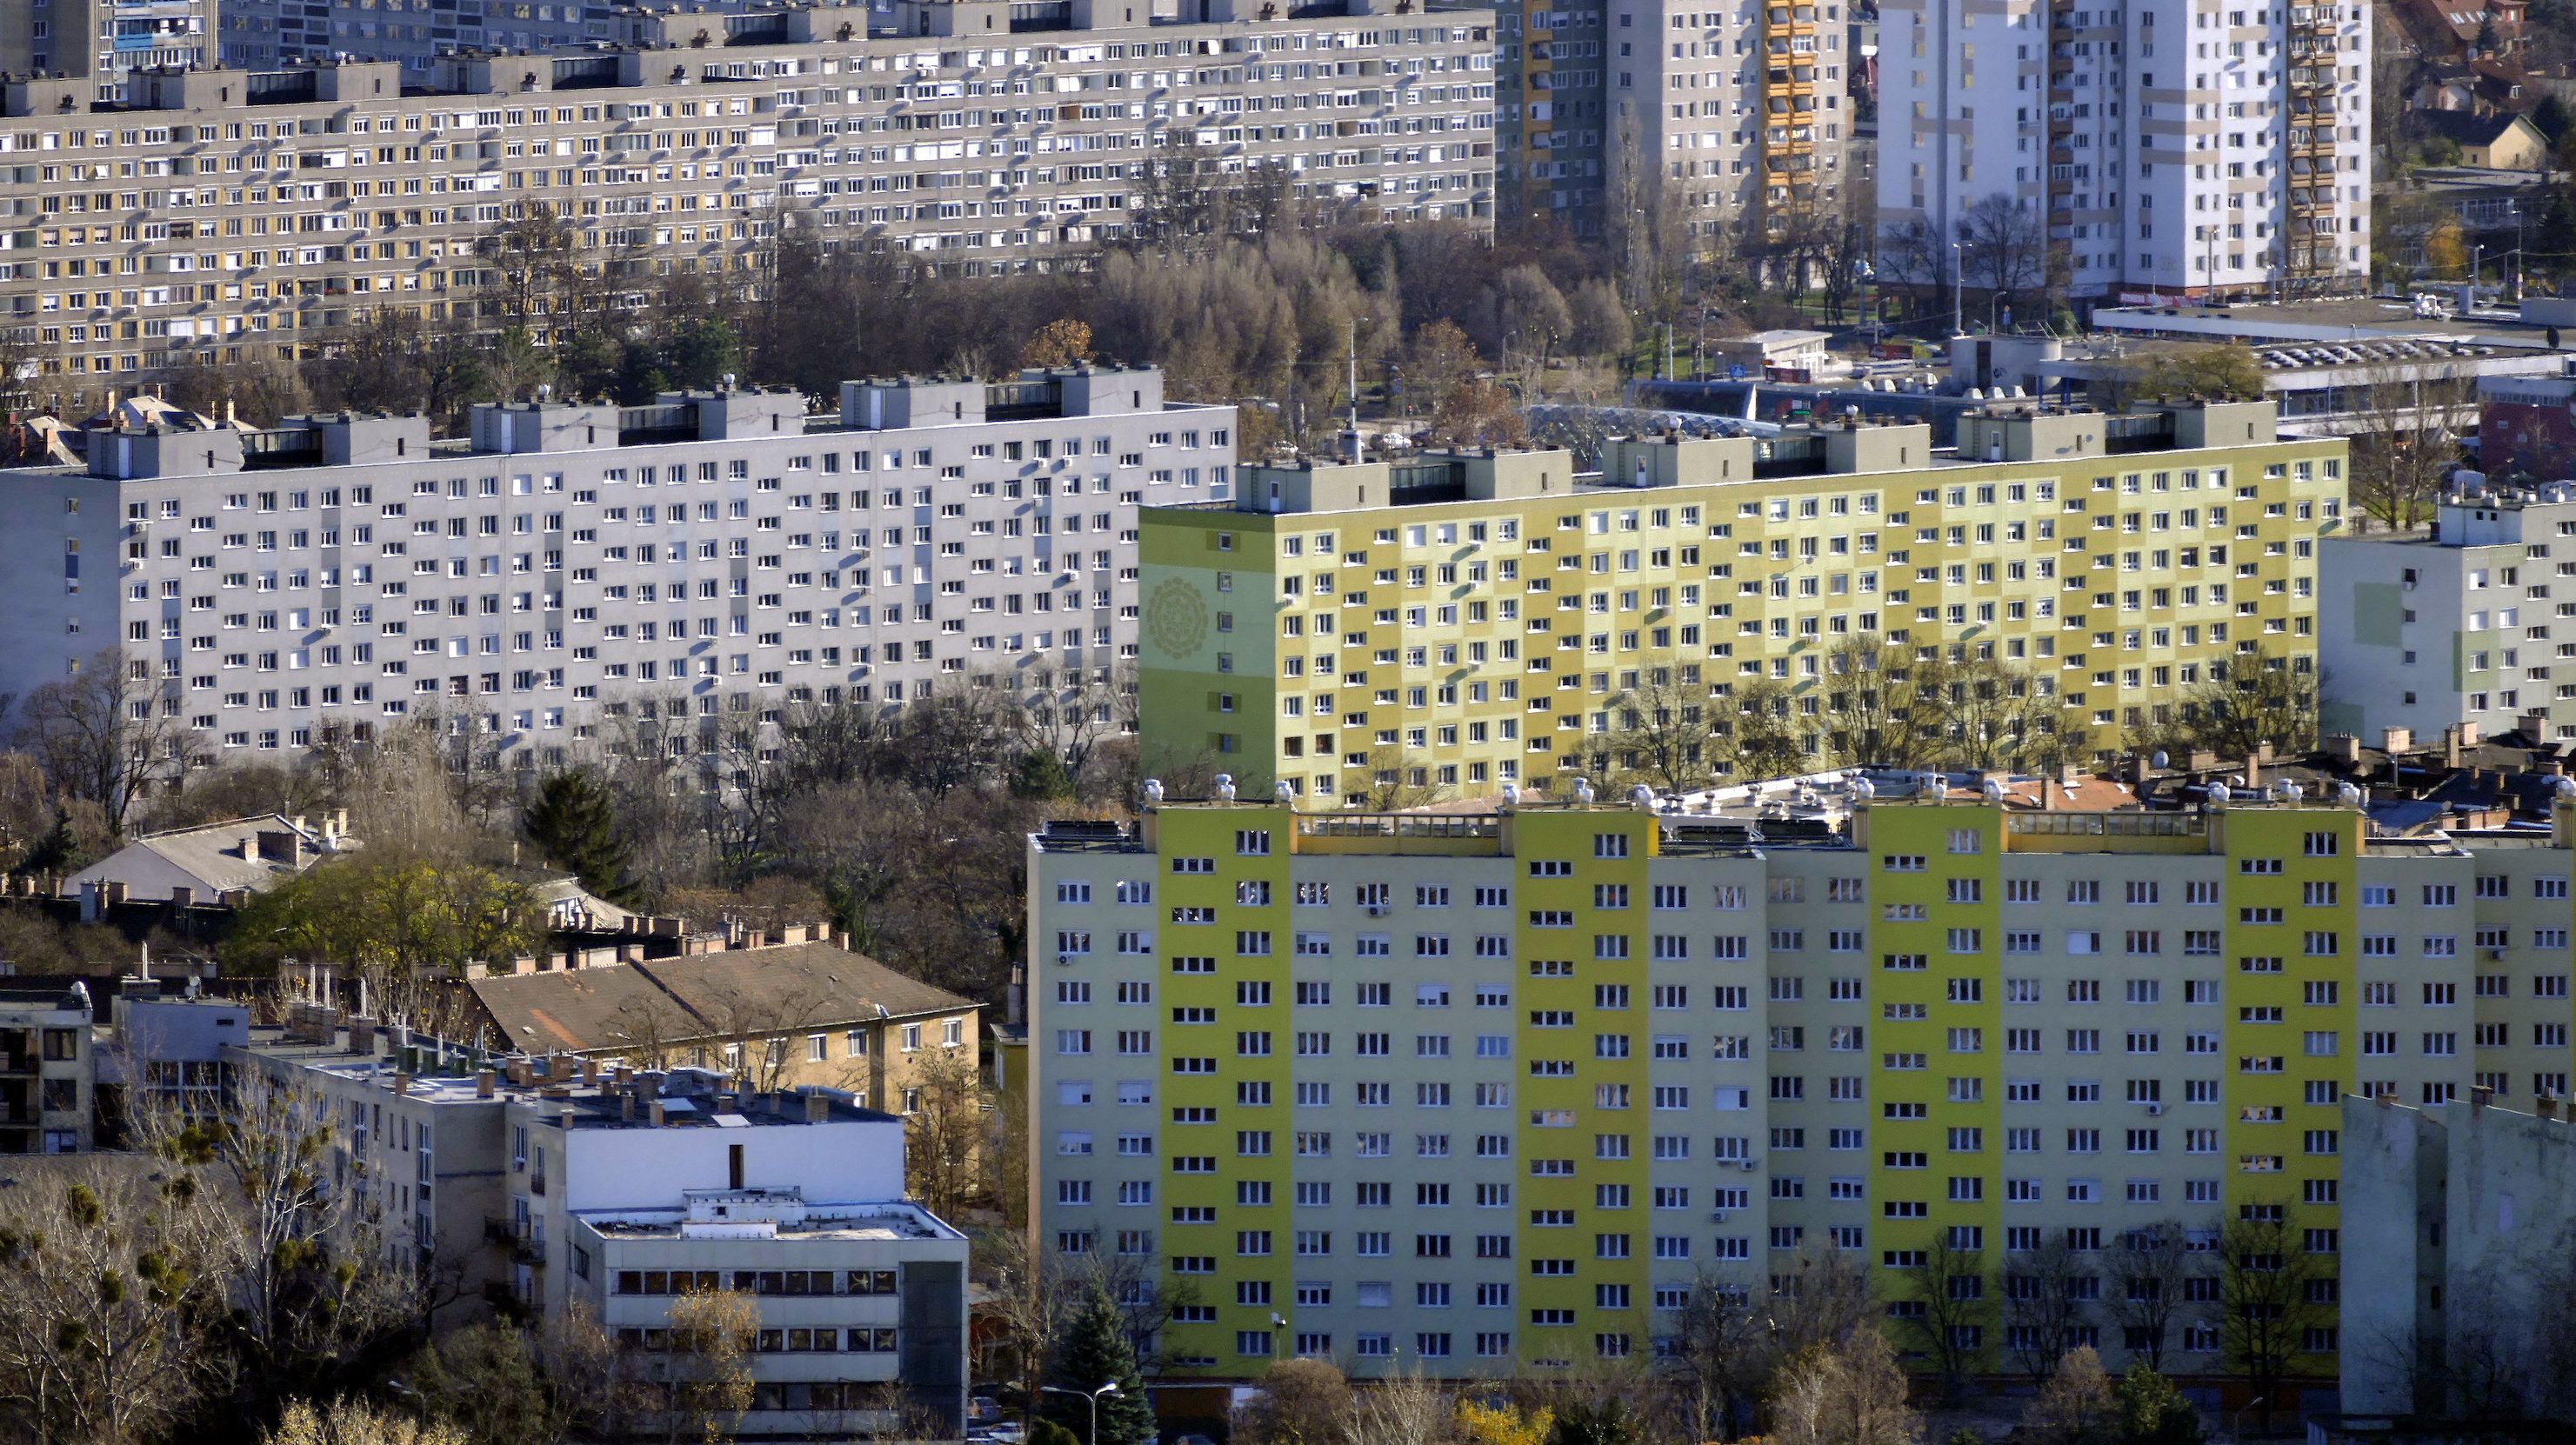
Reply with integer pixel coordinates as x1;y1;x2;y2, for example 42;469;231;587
1710;1209;1730;1222
2481;948;2506;962
2146;1102;2164;1115
1740;1157;1759;1171
1056;951;1079;966
1365;903;1389;916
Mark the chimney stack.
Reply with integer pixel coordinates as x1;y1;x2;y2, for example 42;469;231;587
2539;1096;2559;1121
649;1098;666;1127
393;1072;412;1096
2473;1084;2494;1111
805;1090;829;1123
621;1090;637;1122
476;1069;496;1099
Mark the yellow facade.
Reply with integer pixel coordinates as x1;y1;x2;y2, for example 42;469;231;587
1138;403;2348;805
1034;792;2576;1381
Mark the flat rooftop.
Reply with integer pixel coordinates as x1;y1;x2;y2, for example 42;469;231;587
579;1200;960;1243
2095;296;2565;352
234;1025;899;1129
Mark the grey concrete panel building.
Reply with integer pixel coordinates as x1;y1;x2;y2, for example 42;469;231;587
3;0;217;103
0;365;1231;772
2340;1091;2576;1424
0;0;1492;401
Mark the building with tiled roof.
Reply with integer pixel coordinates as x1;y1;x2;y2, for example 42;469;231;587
69;812;350;911
464;935;980;1117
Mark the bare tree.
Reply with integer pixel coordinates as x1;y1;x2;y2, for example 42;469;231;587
1343;1362;1453;1445
2108;1220;2201;1374
1597;668;1718;794
0;1161;237;1445
1659;1271;1770;1442
477;202;585;337
978;1230;1072;1431
903;1045;991;1223
2002;1230;2092;1386
1902;1236;1991;1404
1769;1325;1923;1445
1819;636;1943;769
1718;676;1812;782
13;646;184;835
2218;1215;2332;1434
1955;192;2060;329
2150;662;2320;762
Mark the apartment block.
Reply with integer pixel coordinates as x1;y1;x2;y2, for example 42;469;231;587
215;0;737;76
229;1017;971;1434
0;0;1492;396
0;985;96;1155
2;0;217;103
2320;481;2576;749
1873;0;2369;303
1495;0;1850;249
2;367;1226;769
1138;400;2346;802
1028;782;2576;1382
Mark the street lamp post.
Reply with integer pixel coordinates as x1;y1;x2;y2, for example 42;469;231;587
1041;1382;1123;1445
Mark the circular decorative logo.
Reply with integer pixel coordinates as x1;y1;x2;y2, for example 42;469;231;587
1146;577;1209;658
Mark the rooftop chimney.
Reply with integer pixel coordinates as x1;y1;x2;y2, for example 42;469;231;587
2382;725;2414;755
2540;1096;2559;1121
393;1072;412;1096
804;1090;829;1123
649;1098;667;1127
2473;1084;2494;1111
476;1069;496;1099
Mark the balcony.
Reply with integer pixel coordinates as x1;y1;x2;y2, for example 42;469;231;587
484;1217;548;1264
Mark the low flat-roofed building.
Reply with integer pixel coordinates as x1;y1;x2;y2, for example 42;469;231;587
229;1013;969;1435
0;984;95;1156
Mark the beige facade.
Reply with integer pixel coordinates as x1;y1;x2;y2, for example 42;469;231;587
2;0;217;103
0;986;96;1156
0;0;1492;401
464;936;984;1117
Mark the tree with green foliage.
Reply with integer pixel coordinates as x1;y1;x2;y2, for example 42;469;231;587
2112;1364;2206;1445
224;853;547;1018
1041;1288;1157;1445
524;769;637;905
1544;1399;1639;1445
1010;748;1077;802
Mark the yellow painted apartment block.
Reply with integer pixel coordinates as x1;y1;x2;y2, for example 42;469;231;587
1031;785;2576;1382
1136;400;2347;802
